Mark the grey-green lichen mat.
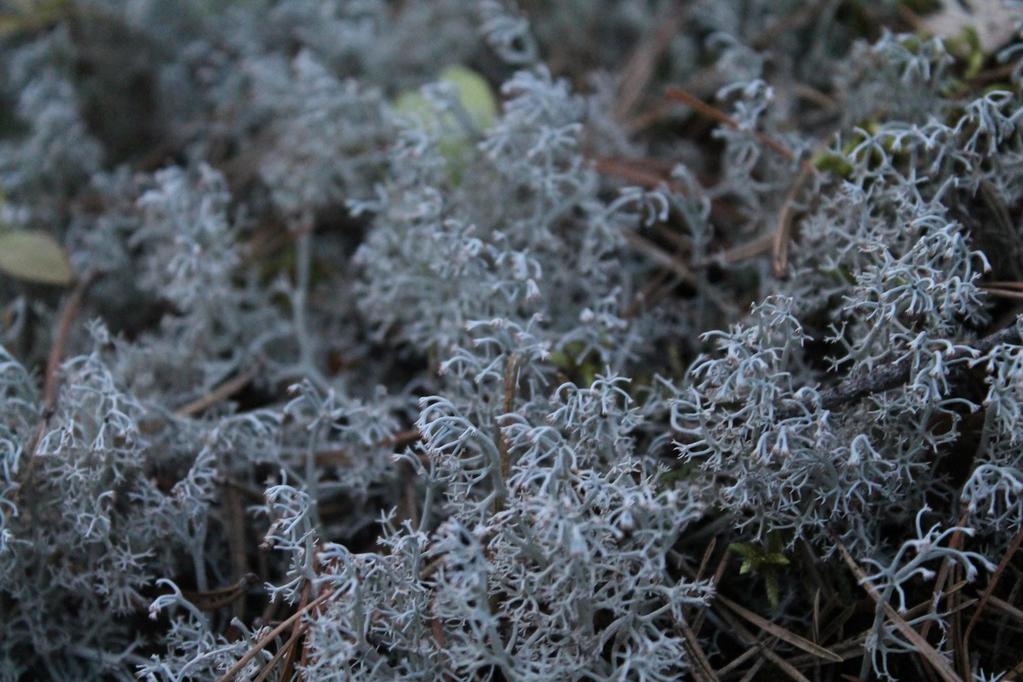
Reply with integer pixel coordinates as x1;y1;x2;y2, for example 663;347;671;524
1;1;1022;680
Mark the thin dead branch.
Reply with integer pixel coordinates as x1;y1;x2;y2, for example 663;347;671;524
665;87;797;162
835;540;962;682
715;594;842;663
175;367;260;418
622;229;696;284
16;270;97;498
781;319;1022;417
679;619;720;682
963;525;1023;658
772;161;815;277
218;589;335;682
615;4;687;122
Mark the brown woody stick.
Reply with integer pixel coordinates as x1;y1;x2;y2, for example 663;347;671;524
780;321;1022;418
17;271;97;497
218;589;334;682
835;541;962;682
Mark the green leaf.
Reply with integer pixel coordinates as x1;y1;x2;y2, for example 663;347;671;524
0;0;70;37
0;230;74;285
813;151;853;179
549;349;571;370
436;65;498;132
765;573;781;610
761;552;790;566
393;65;497;132
728;542;759;560
392;65;498;185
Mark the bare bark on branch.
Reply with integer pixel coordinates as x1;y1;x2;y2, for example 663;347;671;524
782;320;1022;418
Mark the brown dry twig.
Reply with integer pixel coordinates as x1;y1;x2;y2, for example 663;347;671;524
678;619;719;682
615;4;687;123
962;525;1023;660
621;230;695;285
174;366;260;418
182;574;260;612
43;271;97;407
772;161;816;278
702;231;775;267
921;515;970;643
749;0;831;50
715;593;843;663
674;550;815;680
223;483;250;623
714;644;763;678
314;428;421;467
780;319;1022;418
983;281;1023;291
981;286;1023;302
275;583;312;682
783;583;974;670
688;549;730;637
986;594;1023;624
592;156;683;192
711;606;812;682
835;540;962;682
661;87;826;277
16;270;98;498
218;588;336;682
664;87;797;162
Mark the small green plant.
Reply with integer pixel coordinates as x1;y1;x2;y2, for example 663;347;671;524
729;534;791;609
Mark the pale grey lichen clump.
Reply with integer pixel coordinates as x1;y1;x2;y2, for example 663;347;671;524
1;1;1022;680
